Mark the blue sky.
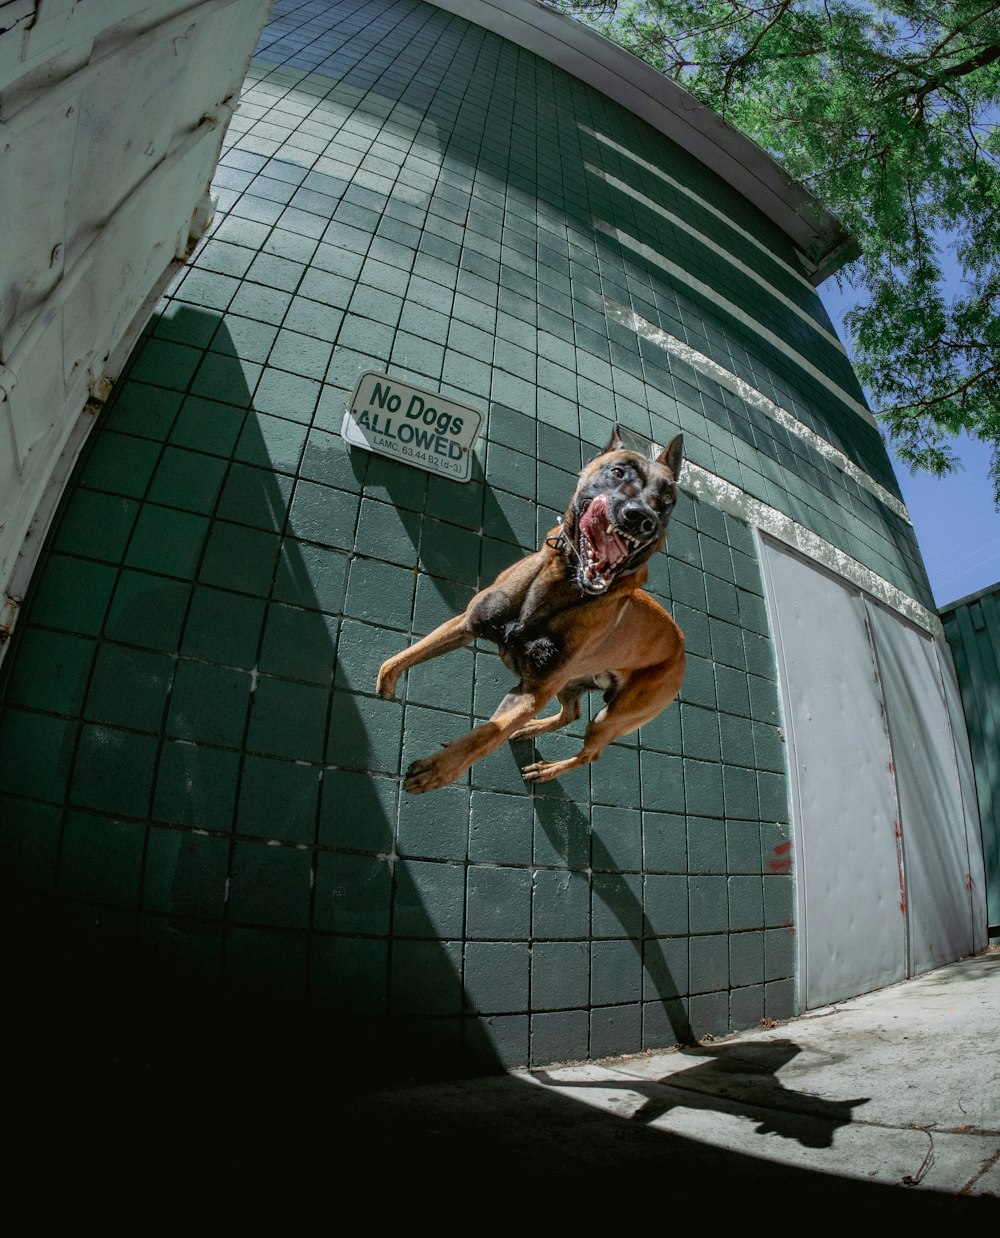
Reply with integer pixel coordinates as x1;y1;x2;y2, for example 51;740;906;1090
819;283;1000;611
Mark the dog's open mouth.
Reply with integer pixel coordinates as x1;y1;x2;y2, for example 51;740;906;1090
576;494;645;593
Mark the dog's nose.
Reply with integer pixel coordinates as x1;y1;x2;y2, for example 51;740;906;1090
621;502;656;538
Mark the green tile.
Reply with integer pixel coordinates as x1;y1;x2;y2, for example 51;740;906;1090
272;539;349;613
287;479;360;549
643;873;688;935
591;805;642;872
639;750;685;812
228;839;311;928
389;939;463;1015
259;603;337;683
125;505;209;579
182;586;265;667
353;498;419;566
153;740;239;828
485;440;535;499
688;817;727;873
237;754;320;842
234;412;309;474
58;811;144;905
0;796;61;888
54;489;138;562
417;518;481;587
314;852;391;933
191;351;261;406
301;428;366;491
216;462;294;531
684;758;725;818
129;338;202;390
592;939;641;1005
146;447;228;514
0;709;77;802
531;867;590;939
681;703;722;760
531;940;590;1010
247;675;328;762
343;557;414;628
5;629;95;715
199;522;280;595
25;555;116;634
394;858;465;937
333;617;409;694
169;396;248;457
253;368;321;424
268;329;333;380
229;281;294;326
166;660;251;746
142;826;229;917
642;810;687;873
318;767;395;852
85;644;173;732
729;874;765;931
175;268;239;314
211;314;279;364
72;724;157;817
690;875;729;933
224;925;308;999
310;935;388;1015
404;645;475;714
326;690;402;774
464;941;529;1013
246;251;305;292
79;430;162;497
105;383;182;440
466;865;531;939
397;782;468;860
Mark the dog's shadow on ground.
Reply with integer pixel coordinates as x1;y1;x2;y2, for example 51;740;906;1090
536;1037;869;1149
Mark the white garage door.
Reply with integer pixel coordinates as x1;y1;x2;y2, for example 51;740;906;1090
760;537;985;1011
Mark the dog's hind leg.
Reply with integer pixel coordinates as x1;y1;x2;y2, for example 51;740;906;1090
404;681;558;793
522;660;683;784
509;679;587;741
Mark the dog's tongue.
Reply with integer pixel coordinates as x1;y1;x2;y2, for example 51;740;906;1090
580;495;627;566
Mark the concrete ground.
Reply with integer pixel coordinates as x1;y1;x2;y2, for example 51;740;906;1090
5;949;998;1221
336;950;1000;1216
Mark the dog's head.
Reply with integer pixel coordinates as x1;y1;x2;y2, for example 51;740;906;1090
561;426;683;595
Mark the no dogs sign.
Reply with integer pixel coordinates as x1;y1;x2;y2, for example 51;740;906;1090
341;370;483;483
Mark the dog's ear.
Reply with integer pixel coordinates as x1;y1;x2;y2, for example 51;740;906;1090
602;423;624;454
656;434;684;480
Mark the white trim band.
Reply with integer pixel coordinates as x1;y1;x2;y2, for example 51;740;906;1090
597;223;876;428
606;299;909;522
676;459;940;637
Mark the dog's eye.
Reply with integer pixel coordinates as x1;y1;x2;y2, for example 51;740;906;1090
610;466;625;479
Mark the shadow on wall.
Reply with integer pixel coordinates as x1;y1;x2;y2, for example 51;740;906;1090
0;303;701;1077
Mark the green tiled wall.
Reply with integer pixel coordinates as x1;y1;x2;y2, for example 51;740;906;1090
0;0;920;1070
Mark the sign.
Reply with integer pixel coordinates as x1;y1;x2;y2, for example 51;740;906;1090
341;370;483;483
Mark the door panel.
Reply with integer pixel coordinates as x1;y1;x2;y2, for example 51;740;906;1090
761;538;905;1009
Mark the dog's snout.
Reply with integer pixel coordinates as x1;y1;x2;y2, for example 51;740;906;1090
621;501;656;538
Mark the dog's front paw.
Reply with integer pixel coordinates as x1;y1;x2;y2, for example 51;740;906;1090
404;756;441;794
403;752;460;794
376;662;398;700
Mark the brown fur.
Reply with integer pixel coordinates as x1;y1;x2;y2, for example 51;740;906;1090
376;427;685;793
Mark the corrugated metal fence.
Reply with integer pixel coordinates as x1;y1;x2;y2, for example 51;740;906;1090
941;583;1000;939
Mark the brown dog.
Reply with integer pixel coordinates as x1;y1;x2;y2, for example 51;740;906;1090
376;426;685;793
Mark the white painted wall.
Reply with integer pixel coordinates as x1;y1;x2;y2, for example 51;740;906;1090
0;0;271;651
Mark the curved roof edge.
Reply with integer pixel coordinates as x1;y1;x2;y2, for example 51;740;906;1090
429;0;858;284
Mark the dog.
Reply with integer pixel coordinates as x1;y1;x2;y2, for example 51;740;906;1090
376;425;685;793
